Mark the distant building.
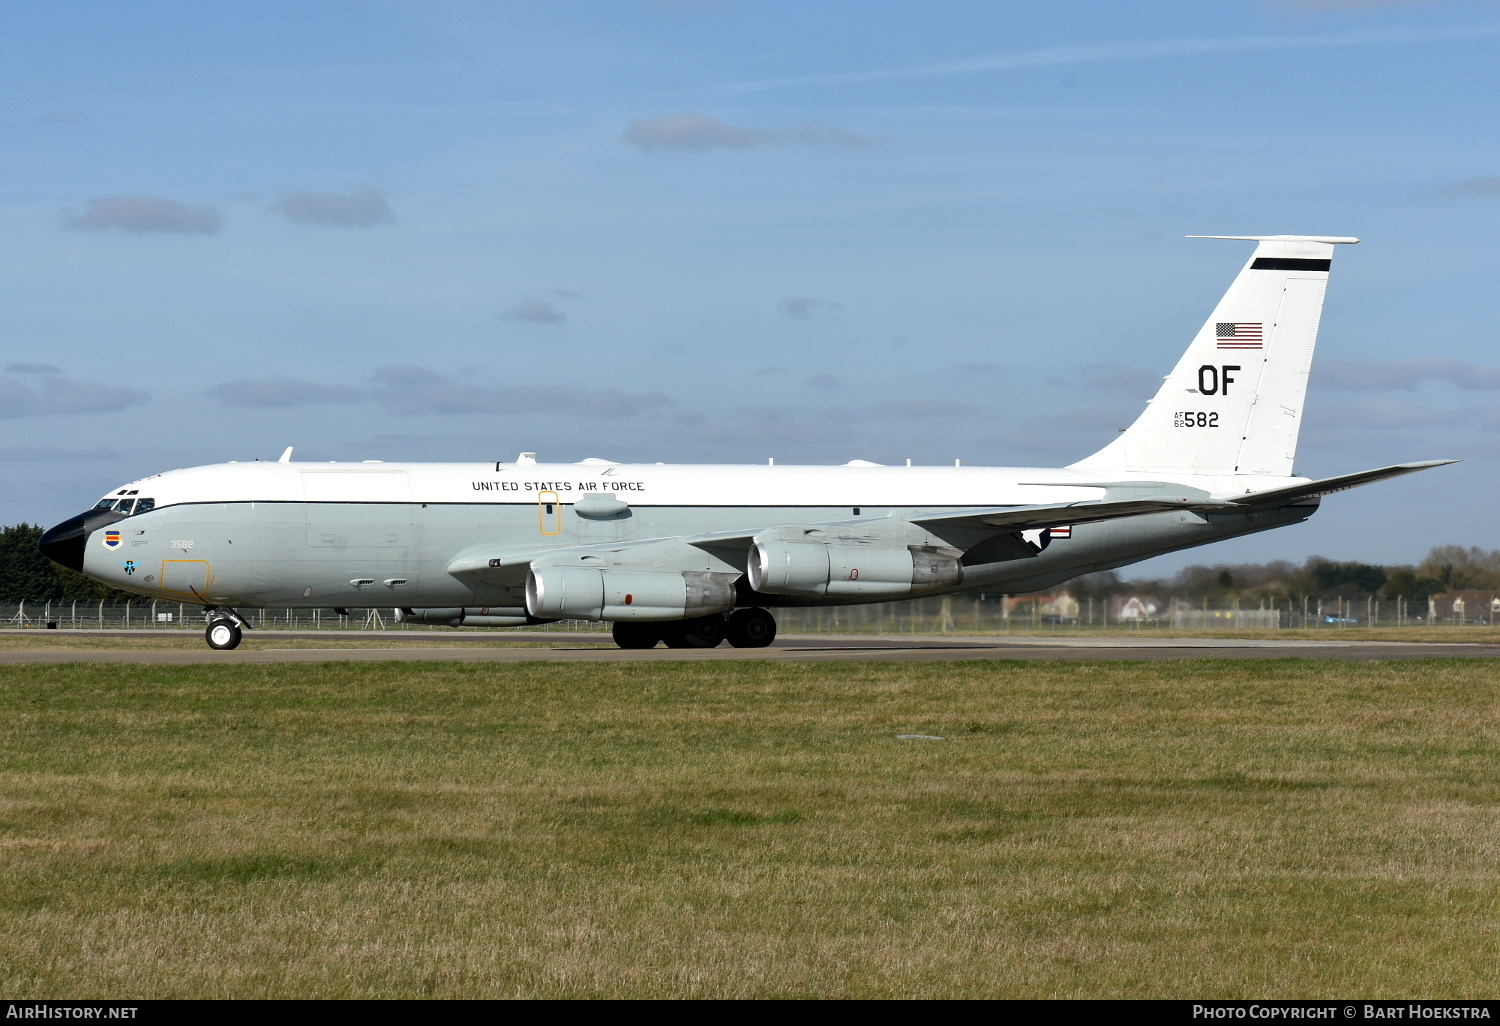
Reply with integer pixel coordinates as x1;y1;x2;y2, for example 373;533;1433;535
1116;596;1160;621
1039;592;1079;621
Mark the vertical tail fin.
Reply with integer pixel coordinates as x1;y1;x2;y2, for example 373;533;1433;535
1070;235;1357;478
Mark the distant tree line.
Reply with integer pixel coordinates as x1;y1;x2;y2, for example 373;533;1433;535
0;523;135;604
1070;545;1500;606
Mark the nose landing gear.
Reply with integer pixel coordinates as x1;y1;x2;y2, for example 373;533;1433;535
206;620;241;650
202;607;251;650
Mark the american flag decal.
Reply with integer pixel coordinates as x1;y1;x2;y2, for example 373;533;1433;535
1216;322;1263;349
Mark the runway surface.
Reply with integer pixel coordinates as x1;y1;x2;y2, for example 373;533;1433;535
3;630;1500;663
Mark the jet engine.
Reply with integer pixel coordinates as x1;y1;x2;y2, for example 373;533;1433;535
395;607;540;627
525;566;737;621
747;535;962;599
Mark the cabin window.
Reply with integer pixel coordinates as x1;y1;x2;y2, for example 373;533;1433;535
94;499;117;510
115;499;135;515
133;498;155;514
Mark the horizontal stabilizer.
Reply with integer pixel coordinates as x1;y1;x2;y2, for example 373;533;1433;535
1228;460;1459;508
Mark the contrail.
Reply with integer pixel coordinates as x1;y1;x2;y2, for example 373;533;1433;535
720;21;1500;94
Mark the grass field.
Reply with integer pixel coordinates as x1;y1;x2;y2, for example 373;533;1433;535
2;657;1498;998
0;634;616;651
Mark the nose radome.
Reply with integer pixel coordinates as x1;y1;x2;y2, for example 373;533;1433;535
38;509;127;572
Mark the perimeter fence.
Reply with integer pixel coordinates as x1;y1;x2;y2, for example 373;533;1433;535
2;593;1494;635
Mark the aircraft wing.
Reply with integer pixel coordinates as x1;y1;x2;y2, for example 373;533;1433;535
451;466;1452;579
904;495;1224;532
1226;460;1458;508
686;488;1226;548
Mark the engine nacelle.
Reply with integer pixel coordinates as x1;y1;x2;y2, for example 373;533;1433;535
395;606;539;627
747;536;962;599
525;566;737;621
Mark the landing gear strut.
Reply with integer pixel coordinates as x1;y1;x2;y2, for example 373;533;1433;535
203;607;251;651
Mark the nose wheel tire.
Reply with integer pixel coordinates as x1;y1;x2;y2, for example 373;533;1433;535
726;607;776;648
205;621;242;650
612;622;663;649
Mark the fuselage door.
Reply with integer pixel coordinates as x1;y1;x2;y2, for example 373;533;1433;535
160;559;211;599
538;491;561;535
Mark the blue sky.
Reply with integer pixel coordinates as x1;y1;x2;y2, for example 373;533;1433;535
3;0;1498;575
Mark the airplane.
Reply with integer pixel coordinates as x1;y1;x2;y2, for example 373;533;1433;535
38;235;1454;650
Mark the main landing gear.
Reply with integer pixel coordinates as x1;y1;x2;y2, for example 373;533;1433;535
203;607;251;651
611;607;777;650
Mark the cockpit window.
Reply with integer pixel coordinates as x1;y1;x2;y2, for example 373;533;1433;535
93;495;154;514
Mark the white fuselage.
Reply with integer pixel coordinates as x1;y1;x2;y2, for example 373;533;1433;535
75;459;1314;611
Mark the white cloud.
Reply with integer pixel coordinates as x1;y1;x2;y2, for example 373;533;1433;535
1048;363;1160;395
62;195;223;235
0;445;117;461
209;377;365;408
865;400;981;419
1311;399;1470;430
1318;357;1500;391
1441;177;1500;198
623;112;881;153
737;400;979;423
779;296;842;319
0;375;149;417
206;366;674;420
369;365;669;418
501;298;567;324
270;187;394;228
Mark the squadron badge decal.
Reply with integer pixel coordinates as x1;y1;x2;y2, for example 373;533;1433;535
102;530;121;549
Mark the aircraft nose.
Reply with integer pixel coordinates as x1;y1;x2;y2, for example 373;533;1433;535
38;509;126;572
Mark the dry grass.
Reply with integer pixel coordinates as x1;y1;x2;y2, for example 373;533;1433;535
2;658;1499;998
967;626;1500;644
0;634;612;651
